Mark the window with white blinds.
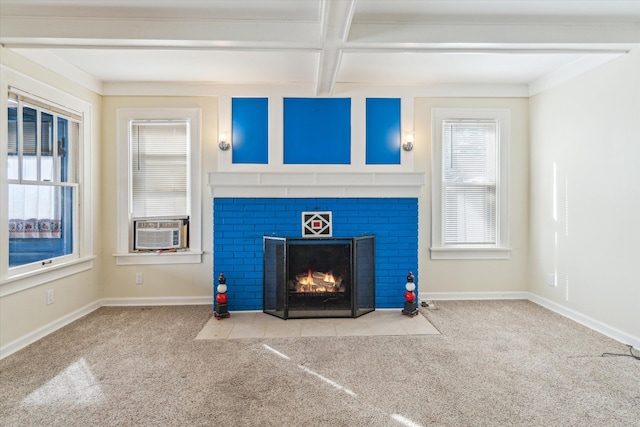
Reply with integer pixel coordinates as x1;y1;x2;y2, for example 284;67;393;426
130;121;189;219
443;120;497;245
431;108;511;260
116;108;202;264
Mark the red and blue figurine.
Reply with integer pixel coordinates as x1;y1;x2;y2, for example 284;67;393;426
402;271;419;317
214;273;230;320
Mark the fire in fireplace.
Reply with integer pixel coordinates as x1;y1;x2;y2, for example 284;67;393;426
263;236;375;319
292;269;344;294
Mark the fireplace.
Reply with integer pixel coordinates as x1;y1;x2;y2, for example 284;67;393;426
263;236;375;319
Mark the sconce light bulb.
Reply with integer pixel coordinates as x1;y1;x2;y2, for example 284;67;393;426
219;132;230;151
403;133;414;151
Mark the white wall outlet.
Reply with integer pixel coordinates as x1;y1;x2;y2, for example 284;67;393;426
547;273;556;287
136;272;144;285
46;289;54;305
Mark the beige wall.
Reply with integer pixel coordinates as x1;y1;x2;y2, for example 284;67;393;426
0;47;102;348
528;48;640;341
415;97;530;294
100;97;217;299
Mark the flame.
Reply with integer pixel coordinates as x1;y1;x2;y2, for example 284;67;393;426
299;269;314;285
295;269;340;292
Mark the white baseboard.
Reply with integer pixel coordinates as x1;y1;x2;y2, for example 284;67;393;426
100;296;212;306
0;300;101;360
527;293;640;349
421;291;639;349
421;291;530;301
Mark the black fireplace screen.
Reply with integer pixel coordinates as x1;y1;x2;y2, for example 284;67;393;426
263;236;375;319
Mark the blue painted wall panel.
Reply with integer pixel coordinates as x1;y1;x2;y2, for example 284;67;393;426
213;198;418;311
232;98;268;164
283;98;351;164
366;98;401;165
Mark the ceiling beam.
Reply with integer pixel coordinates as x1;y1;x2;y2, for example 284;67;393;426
315;0;356;96
0;16;321;48
347;21;640;45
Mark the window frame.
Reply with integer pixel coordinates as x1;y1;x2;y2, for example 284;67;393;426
1;67;94;294
114;108;202;265
430;108;511;260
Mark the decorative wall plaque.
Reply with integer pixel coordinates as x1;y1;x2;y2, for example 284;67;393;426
301;211;332;237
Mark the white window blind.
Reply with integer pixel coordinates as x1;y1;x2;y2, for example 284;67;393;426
442;120;497;245
130;121;189;218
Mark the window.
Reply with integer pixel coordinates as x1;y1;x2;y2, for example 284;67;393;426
7;97;77;267
115;108;201;265
1;71;93;291
431;108;510;259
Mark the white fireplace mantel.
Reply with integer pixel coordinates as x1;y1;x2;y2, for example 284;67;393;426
207;172;425;198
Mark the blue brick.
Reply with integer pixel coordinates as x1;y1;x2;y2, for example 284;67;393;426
231;262;253;276
268;204;287;211
242;271;263;280
213;237;235;246
233;248;253;263
377;247;401;256
223;217;247;225
266;216;290;224
238;254;260;264
377;293;396;300
214;251;235;260
215;201;239;211
217;211;234;222
245;204;266;212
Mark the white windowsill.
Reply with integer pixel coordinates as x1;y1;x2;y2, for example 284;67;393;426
0;256;95;297
430;246;511;260
114;251;203;265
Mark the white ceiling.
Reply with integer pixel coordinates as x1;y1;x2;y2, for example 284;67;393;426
1;0;639;96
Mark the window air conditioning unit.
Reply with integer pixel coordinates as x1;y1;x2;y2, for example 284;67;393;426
133;217;188;251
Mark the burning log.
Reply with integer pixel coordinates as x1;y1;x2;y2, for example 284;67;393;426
290;269;344;293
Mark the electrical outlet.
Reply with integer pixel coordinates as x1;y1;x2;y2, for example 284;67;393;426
136;273;143;285
46;289;54;305
547;273;556;287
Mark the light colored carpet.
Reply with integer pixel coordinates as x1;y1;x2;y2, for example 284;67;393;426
1;300;639;427
196;309;440;339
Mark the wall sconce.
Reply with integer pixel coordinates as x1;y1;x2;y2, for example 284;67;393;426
218;133;230;151
403;133;414;151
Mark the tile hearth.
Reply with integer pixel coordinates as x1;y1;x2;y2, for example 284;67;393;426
195;309;439;340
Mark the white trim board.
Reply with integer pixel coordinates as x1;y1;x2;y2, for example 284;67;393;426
423;291;640;349
422;291;529;300
100;296;211;307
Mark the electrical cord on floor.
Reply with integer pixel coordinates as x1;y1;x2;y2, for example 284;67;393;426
601;345;640;361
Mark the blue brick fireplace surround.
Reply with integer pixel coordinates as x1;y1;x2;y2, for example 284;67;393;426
213;197;418;311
